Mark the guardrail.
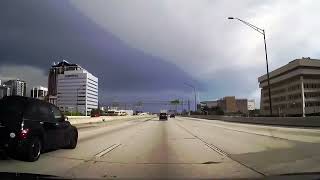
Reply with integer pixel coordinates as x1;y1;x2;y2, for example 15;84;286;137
184;115;320;127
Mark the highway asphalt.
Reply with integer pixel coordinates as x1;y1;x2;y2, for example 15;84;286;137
1;116;320;179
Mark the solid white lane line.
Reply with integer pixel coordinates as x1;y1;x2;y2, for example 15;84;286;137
95;144;121;158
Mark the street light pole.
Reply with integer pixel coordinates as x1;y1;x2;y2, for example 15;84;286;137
263;30;273;116
228;17;273;116
184;83;197;112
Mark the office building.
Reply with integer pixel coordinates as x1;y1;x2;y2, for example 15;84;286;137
3;79;26;96
48;60;81;105
248;99;256;111
56;66;98;116
31;86;48;100
0;84;11;99
258;57;320;116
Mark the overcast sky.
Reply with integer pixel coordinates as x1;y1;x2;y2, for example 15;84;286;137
1;0;320;110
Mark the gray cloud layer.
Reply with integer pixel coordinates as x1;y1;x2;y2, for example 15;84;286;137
0;0;201;107
2;0;320;109
71;0;320;106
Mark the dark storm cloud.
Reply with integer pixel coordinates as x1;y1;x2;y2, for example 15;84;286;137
0;0;201;96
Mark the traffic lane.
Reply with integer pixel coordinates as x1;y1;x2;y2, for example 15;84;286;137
175;117;320;176
0;117;154;177
46;117;154;159
175;117;296;154
67;119;262;179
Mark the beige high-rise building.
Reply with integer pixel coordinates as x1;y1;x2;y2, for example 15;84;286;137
258;57;320;116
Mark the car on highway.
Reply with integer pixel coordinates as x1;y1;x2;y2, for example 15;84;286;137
119;111;127;116
170;114;175;118
0;96;78;162
159;113;168;120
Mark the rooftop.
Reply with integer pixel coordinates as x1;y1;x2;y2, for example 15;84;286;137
258;57;320;82
51;60;80;68
31;86;48;91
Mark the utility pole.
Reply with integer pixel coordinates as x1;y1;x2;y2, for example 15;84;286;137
181;99;184;113
184;83;197;112
188;99;191;116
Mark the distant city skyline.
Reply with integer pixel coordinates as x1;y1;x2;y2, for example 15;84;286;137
1;1;320;110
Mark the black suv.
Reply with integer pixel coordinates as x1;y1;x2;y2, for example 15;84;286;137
0;96;78;162
159;113;168;120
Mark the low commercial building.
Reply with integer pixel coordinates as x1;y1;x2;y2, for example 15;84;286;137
218;96;237;113
258;57;320;116
31;86;48;100
200;100;218;108
201;96;249;114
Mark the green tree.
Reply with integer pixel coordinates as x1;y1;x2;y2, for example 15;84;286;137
91;108;103;116
170;99;180;112
215;107;224;115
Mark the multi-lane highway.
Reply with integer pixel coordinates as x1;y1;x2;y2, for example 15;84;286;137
1;116;320;179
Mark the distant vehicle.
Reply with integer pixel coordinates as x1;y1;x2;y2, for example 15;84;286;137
119;111;127;116
106;111;119;116
160;109;167;113
91;110;100;117
121;110;134;116
159;113;168;120
138;112;148;116
170;114;175;118
0;96;78;162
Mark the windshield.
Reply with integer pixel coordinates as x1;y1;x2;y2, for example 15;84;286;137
1;1;320;179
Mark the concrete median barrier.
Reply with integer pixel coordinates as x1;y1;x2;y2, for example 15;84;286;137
67;115;154;125
187;115;320;127
184;117;320;143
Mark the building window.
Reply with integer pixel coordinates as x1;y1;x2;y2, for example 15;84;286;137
306;102;320;107
288;93;301;100
304;83;320;89
289;102;301;108
288;84;300;92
